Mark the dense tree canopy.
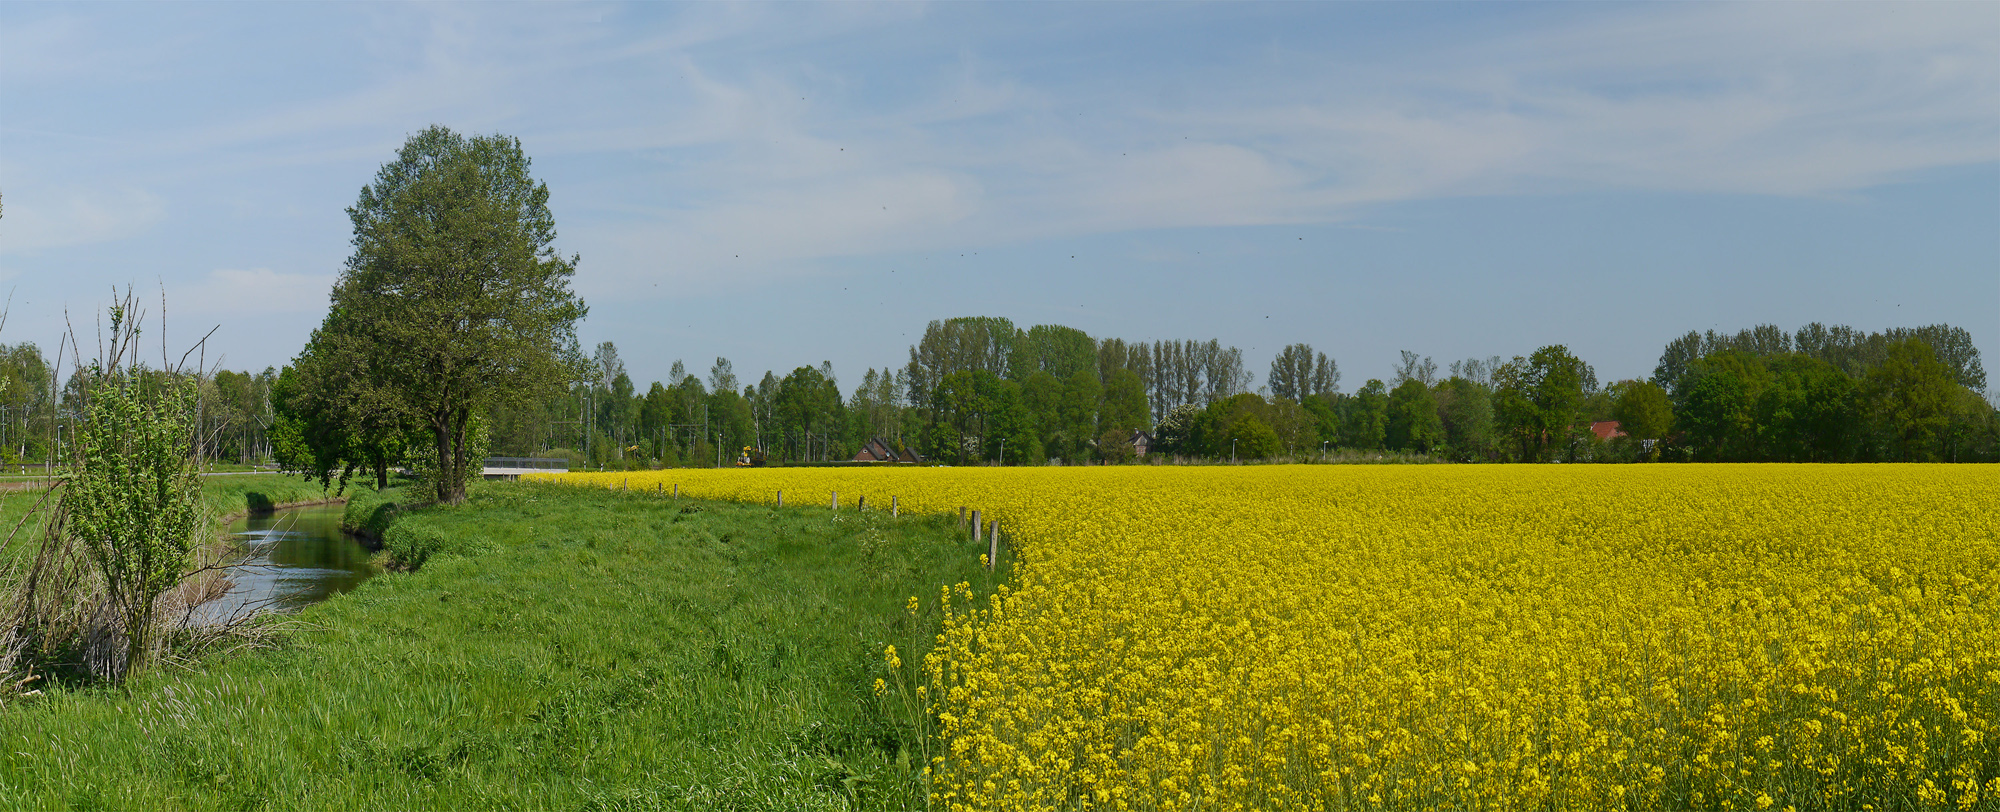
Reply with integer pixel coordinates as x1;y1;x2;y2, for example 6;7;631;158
1268;343;1340;402
469;317;1991;469
296;125;585;503
1386;378;1444;454
1494;346;1594;462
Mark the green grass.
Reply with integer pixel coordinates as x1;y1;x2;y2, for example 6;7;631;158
0;480;1004;810
341;484;405;542
1;473;343;567
199;473;346;521
0;485;55;565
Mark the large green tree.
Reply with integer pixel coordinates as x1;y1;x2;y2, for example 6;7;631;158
1866;338;1976;462
1435;377;1495;461
1101;368;1150;429
924;369;1030;465
1610;379;1675;461
1340;380;1390;451
1194;394;1283;460
775;365;844;461
1494;346;1593;462
1267;343;1339;402
1010;324;1097;383
1754;356;1856;462
1675;351;1767;462
1385;378;1444;454
272;308;415;491
320;125;586;503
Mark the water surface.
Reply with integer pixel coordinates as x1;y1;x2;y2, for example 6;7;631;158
204;504;377;620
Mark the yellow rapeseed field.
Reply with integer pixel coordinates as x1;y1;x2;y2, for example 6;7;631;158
536;464;2000;811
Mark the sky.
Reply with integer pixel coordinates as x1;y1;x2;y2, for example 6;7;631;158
2;2;1995;395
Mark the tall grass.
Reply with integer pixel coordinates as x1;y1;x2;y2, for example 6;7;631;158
0;480;1002;810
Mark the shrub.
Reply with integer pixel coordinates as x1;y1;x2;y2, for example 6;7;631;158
57;305;205;680
381;522;492;571
340;488;398;540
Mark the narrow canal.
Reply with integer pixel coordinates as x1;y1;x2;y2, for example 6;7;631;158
206;503;377;619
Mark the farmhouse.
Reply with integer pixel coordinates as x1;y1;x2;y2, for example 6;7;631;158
853;437;923;463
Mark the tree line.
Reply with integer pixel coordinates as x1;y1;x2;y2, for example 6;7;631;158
480;317;1253;469
9;308;1984;478
478;317;1993;469
0;341;277;470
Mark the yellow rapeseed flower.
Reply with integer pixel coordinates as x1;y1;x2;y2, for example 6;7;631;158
536;463;2000;810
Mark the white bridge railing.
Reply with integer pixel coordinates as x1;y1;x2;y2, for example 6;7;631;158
483;457;570;479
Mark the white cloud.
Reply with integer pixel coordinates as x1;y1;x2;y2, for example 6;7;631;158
0;186;165;255
5;1;1992;296
570;169;983;298
173;269;334;317
553;1;1997;284
0;10;195;85
1065;143;1311;230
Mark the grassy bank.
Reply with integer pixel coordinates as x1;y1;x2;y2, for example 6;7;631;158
200;473;348;522
0;480;1003;810
1;474;343;567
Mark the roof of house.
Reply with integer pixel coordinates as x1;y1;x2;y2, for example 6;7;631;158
853;437;897;462
1589;420;1625;441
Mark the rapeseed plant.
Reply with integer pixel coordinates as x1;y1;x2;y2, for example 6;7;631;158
541;464;1999;811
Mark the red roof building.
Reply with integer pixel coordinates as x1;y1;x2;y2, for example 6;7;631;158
1589;420;1625;441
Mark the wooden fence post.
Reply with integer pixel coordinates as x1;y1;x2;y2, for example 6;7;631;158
989;519;1000;571
832;491;838;510
858;494;866;511
892;496;898;518
674;483;680;498
972;510;982;544
777;490;783;508
960;506;967;528
623;477;628;491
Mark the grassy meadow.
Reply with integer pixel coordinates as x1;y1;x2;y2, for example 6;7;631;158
0;480;999;810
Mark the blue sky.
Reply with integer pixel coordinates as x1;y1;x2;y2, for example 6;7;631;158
2;2;1995;394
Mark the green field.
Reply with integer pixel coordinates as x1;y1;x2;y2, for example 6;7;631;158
0;481;1002;810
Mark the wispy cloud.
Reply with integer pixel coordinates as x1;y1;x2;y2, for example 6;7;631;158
527;2;1999;286
0;186;165;255
2;1;1991;315
173;269;336;318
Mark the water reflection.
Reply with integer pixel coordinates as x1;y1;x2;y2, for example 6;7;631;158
203;504;377;620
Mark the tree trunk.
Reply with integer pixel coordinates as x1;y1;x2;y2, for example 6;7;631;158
121;591;152;680
434;420;458;504
436;407;470;504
